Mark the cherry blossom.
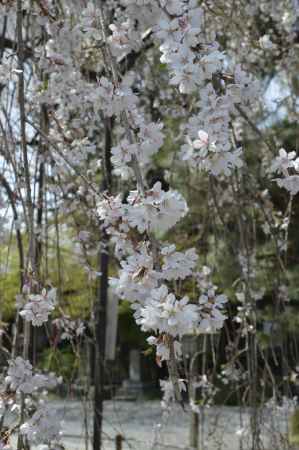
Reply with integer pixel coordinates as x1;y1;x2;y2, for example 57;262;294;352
271;148;299;195
110;246;159;303
160;378;186;411
276;175;299;196
20;405;62;446
127;182;188;233
147;336;182;362
198;288;227;333
161;245;198;280
270;148;298;175
20;288;57;327
5;357;34;394
5;358;60;395
138;285;198;337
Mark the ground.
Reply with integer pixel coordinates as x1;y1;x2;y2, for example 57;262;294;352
12;399;290;450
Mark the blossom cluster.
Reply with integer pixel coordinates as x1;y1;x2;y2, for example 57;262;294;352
1;0;298;447
198;288;227;333
5;357;61;394
20;288;57;327
25;0;258;183
5;0;244;410
96;76;138;119
98;181;188;235
20;405;62;445
161;245;198;280
2;357;62;447
160;378;186;411
137;285;198;337
87;0;234;373
151;0;258;176
180;68;257;176
270;148;299;196
53;316;85;341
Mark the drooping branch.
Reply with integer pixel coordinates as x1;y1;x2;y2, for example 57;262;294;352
16;1;34;447
0;174;24;285
96;0;182;404
17;0;35;274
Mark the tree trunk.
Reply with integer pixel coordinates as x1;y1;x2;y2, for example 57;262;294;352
93;117;112;450
190;411;199;449
93;234;109;450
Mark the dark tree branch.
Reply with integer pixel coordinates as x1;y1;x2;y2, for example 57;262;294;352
0;174;24;285
93;116;113;450
0;16;8;61
0;37;33;59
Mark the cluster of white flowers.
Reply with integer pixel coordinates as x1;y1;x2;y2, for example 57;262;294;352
108;20;138;57
180;65;258;176
53;317;85;341
147;336;182;363
196;265;212;291
154;3;222;93
79;1;102;39
3;356;62;447
139;122;164;159
5;357;61;394
20;405;62;445
5;357;34;394
198;288;227;333
1;1;298;446
137;285;198;337
20;288;57;326
97;194;125;229
98;182;188;235
20;0;235;406
111;122;165;178
96;76;138;118
181;126;243;177
270;148;299;196
111;139;138;178
161;245;198;280
110;246;159;303
127;182;188;233
109;244;228;358
160;378;186;411
90;0;233;373
149;0;259;176
47;0;258;182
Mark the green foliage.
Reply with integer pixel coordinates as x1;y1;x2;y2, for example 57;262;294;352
0;231;93;321
38;345;78;383
289;409;299;445
0;241;21;320
56;258;92;319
